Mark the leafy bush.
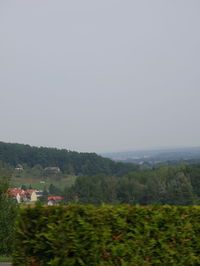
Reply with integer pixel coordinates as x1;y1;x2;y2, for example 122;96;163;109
13;204;200;265
0;178;18;256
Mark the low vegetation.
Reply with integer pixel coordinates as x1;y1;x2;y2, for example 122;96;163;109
13;204;200;265
1;141;200;263
0;256;12;262
11;174;77;191
0;168;18;256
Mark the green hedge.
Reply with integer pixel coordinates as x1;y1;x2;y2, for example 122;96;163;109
13;204;200;265
0;178;18;256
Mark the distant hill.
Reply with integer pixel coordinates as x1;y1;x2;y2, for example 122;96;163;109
0;142;138;176
101;147;200;164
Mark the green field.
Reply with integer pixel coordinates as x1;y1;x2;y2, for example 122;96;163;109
11;175;77;191
0;256;12;262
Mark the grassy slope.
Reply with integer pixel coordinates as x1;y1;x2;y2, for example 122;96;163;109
11;175;76;191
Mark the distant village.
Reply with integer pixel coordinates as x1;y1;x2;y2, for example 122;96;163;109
8;164;63;205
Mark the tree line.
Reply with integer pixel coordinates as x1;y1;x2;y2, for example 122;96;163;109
1;161;200;258
63;164;200;205
0;141;138;176
0;167;18;256
1;141;200;206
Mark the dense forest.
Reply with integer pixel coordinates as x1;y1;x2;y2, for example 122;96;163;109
0;142;138;176
1;141;200;206
0;166;18;255
64;164;200;205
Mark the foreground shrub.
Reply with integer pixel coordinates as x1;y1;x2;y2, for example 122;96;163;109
13;204;200;265
0;178;18;256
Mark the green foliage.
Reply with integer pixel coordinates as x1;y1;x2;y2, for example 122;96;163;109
0;168;18;256
49;184;62;196
21;185;27;190
13;204;200;265
12;175;77;192
0;256;12;262
0;141;138;176
64;165;197;205
190;164;200;199
38;190;49;203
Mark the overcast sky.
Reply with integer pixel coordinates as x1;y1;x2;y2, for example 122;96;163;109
0;1;200;153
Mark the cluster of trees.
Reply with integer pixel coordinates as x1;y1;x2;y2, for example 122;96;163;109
2;142;200;258
0;166;18;256
64;164;200;205
1;141;200;207
0;142;138;176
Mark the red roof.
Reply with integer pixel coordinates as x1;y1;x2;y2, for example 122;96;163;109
48;196;63;200
25;190;38;195
7;188;25;196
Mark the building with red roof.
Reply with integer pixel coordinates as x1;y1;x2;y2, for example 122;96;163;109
47;196;63;205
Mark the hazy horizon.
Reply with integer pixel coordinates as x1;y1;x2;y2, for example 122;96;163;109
1;140;200;155
1;1;200;153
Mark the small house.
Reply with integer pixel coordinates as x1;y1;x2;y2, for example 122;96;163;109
7;188;25;203
15;164;24;171
25;190;43;202
47;196;63;205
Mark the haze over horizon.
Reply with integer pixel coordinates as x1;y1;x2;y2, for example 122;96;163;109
1;1;200;153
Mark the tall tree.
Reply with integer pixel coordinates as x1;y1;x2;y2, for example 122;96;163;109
0;168;18;255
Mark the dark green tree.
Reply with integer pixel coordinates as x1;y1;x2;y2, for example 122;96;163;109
21;184;27;190
49;184;62;196
0;169;18;255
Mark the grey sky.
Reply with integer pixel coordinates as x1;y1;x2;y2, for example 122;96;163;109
0;0;200;153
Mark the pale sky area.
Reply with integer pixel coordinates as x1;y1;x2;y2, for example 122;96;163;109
0;0;200;153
